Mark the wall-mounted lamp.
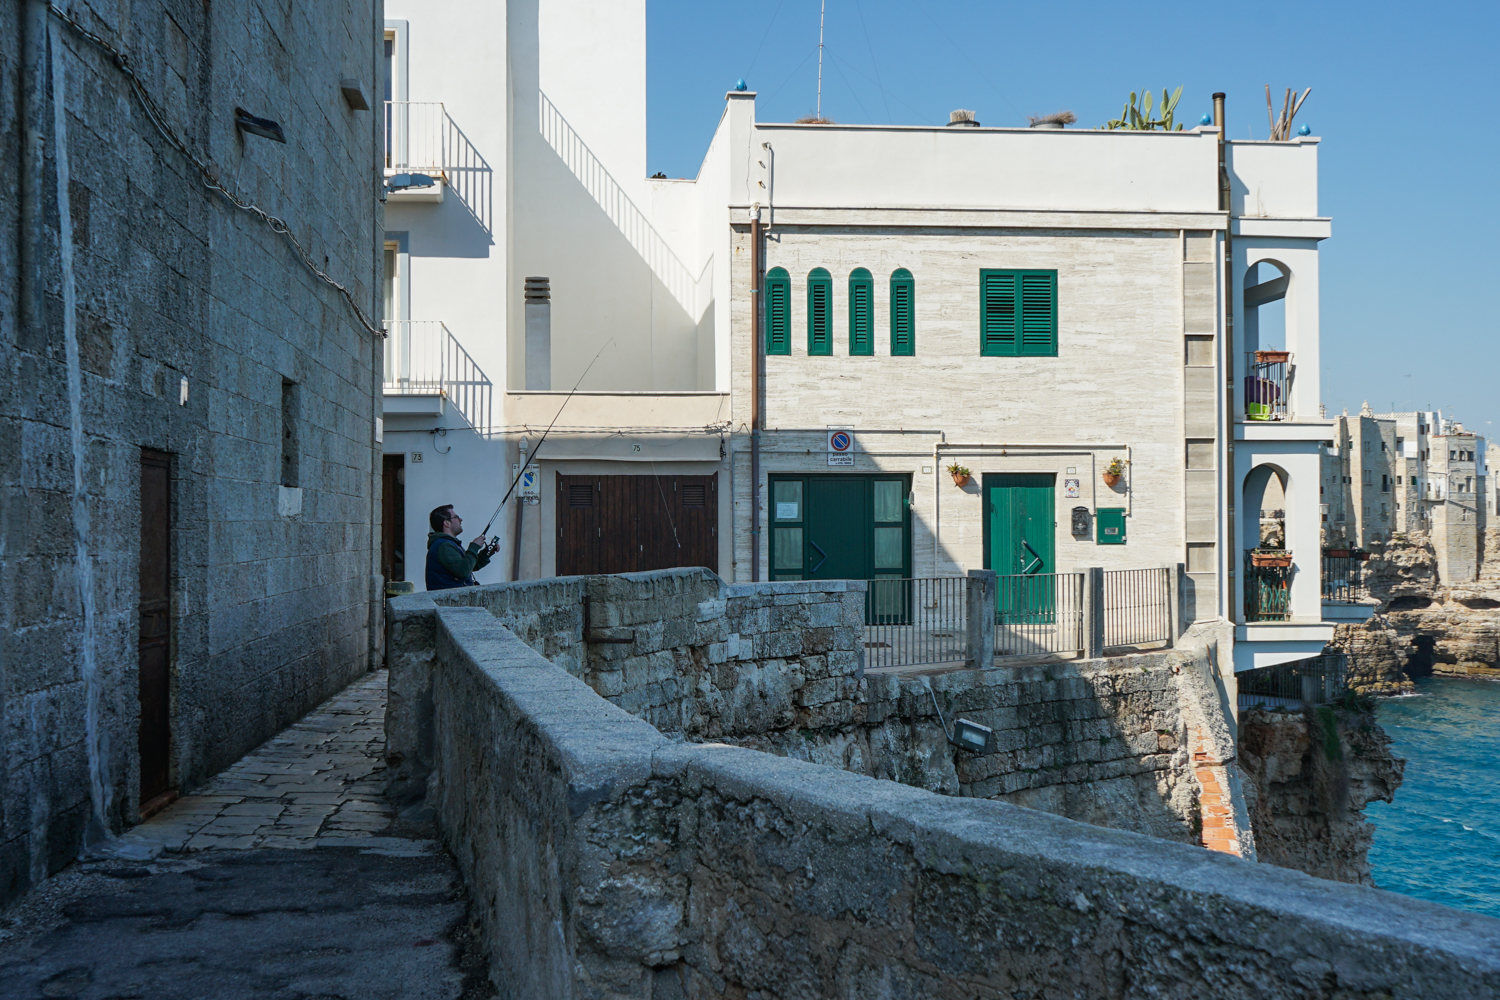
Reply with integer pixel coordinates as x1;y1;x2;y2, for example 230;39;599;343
234;107;286;143
928;688;995;754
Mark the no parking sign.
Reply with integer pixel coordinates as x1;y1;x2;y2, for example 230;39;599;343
826;427;854;466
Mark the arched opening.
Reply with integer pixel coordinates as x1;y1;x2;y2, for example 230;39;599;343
1243;463;1293;621
1243;259;1291;422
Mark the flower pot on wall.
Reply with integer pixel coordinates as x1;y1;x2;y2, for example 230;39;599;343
1102;473;1121;487
951;473;971;487
1250;551;1293;568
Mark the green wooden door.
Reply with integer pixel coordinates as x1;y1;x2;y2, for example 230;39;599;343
806;477;867;580
984;473;1056;621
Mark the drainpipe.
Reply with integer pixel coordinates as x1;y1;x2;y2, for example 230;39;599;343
20;0;49;346
1215;91;1235;623
749;204;762;581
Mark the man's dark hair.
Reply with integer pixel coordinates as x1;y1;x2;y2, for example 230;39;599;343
429;504;456;532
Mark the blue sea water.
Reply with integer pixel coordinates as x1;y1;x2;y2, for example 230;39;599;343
1367;676;1500;918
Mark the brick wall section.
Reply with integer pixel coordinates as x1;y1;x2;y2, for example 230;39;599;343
425;602;1500;998
0;2;382;901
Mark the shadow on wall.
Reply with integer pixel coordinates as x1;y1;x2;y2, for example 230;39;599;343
539;91;704;321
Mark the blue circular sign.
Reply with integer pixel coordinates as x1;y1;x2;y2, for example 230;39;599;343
830;432;851;451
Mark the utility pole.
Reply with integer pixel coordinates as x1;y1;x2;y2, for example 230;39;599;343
816;0;825;118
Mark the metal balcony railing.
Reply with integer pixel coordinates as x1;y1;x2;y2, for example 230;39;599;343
1103;567;1173;647
1244;549;1293;621
1321;550;1369;603
382;321;494;433
384;101;449;174
995;571;1087;658
1238;654;1348;711
1244;350;1291;421
863;577;967;669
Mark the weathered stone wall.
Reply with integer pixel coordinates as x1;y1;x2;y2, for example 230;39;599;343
1239;705;1405;885
0;2;382;901
426;601;1500;998
389;571;1244;846
385;570;865;803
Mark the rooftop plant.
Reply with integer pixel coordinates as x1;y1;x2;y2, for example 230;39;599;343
1027;110;1077;127
1104;87;1183;131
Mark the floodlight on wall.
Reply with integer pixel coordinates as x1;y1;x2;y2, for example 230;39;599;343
385;172;436;193
927;688;995;755
234;108;286;143
340;77;371;111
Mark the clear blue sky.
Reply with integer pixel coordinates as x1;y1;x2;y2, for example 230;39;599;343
647;0;1497;434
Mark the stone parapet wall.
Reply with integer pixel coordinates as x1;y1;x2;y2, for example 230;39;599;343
385;571;864;802
425;601;1500;998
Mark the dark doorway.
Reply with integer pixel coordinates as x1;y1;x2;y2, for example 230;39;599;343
381;454;406;582
138;449;173;810
556;474;717;575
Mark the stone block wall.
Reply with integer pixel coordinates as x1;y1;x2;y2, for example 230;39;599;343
423;600;1500;998
0;1;382;901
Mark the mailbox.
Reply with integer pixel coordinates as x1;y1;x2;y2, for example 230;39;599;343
1070;506;1091;536
1096;507;1127;545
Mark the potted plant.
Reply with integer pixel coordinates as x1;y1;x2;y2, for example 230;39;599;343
946;463;971;487
1353;549;1372;562
1027;110;1077;130
1102;458;1127;487
1250;548;1293;568
1323;548;1351;559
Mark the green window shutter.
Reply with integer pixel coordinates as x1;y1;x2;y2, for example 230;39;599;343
980;270;1017;356
890;268;914;356
1019;271;1057;356
849;268;873;355
765;267;790;355
807;268;832;355
980;269;1056;357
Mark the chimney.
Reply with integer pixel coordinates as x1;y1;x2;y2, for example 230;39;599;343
946;109;980;127
524;277;551;391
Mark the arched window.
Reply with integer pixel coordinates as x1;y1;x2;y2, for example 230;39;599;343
807;268;832;355
890;268;914;356
765;267;790;355
848;268;873;355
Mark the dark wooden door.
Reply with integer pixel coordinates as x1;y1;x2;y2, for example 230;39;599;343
556;474;717;575
381;454;406;582
138;449;173;807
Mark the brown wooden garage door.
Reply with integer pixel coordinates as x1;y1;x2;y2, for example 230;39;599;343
556;473;717;576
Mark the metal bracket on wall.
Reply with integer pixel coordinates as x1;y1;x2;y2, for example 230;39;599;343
582;595;635;644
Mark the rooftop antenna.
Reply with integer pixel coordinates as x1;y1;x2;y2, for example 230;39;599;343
816;0;825;119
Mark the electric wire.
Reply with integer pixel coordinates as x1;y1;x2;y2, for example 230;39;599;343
824;50;874;125
744;0;788;82
851;0;893;123
912;3;1026;123
45;3;385;338
762;44;820;108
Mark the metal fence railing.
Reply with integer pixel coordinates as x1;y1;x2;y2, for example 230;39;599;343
858;567;1174;669
384;101;448;173
1244;550;1293;622
863;577;967;669
995;571;1086;658
1237;654;1348;711
1103;567;1172;648
1321;550;1368;603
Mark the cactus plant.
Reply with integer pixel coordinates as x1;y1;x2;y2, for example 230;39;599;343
1104;87;1184;131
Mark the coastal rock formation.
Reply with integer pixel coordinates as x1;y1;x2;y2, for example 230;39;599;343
1328;532;1500;685
1238;705;1404;885
1327;615;1413;696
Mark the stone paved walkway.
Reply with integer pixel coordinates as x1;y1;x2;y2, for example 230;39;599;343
125;670;400;852
0;670;496;999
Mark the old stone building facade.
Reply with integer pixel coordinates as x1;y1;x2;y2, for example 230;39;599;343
0;1;383;901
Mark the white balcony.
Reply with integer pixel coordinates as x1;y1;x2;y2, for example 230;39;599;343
383;321;493;433
384;102;448;203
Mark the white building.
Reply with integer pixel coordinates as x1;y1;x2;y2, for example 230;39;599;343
379;0;1359;677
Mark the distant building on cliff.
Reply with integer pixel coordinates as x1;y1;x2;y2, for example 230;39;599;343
1321;406;1489;582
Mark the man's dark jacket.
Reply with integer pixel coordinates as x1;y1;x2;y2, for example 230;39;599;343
425;531;491;590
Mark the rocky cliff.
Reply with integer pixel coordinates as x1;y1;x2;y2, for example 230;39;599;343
1238;705;1404;884
1331;533;1500;689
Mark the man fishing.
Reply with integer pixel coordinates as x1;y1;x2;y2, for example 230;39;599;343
426;504;498;590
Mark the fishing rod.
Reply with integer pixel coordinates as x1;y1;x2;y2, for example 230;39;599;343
479;338;614;539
